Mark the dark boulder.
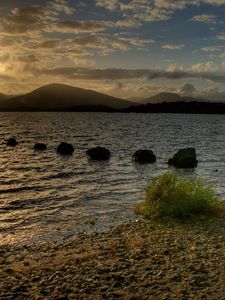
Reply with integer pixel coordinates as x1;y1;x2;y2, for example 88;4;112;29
6;138;18;147
57;142;74;155
34;143;47;151
168;148;198;168
132;150;156;164
86;147;111;160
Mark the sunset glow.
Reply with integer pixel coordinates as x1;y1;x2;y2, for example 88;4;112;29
1;0;225;99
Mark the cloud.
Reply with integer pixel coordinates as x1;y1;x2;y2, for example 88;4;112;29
177;83;196;97
96;0;119;11
6;31;153;74
17;55;39;64
60;35;153;55
35;66;225;83
115;18;141;28
217;33;225;40
0;54;10;63
202;45;225;52
162;44;185;50
117;36;155;46
48;0;75;15
97;0;173;25
154;0;189;10
204;0;225;4
198;86;225;100
51;20;114;33
191;61;220;72
101;81;183;99
140;8;172;22
191;14;218;24
32;39;61;49
120;0;150;11
95;0;225;27
0;0;75;35
0;74;15;81
1;0;225;97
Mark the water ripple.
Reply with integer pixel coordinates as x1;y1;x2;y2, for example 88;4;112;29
0;112;225;246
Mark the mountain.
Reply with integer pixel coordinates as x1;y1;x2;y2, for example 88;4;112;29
141;92;185;104
0;84;135;111
140;92;209;104
2;86;225;113
127;96;144;102
0;93;12;102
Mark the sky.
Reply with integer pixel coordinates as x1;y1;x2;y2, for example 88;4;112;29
1;0;225;100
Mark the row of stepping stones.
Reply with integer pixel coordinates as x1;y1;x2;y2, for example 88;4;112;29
5;138;198;168
133;148;197;168
6;139;111;160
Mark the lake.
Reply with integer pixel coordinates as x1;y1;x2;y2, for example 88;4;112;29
0;112;225;246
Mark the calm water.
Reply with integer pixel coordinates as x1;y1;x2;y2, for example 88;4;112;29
0;112;225;246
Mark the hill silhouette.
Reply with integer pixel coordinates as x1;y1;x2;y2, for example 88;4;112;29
0;93;11;102
140;92;206;104
0;84;135;111
1;85;225;114
141;92;182;104
123;92;225;114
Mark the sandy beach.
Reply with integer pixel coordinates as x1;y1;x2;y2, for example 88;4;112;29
1;217;225;299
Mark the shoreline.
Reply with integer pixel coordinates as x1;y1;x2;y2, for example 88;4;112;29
1;217;225;299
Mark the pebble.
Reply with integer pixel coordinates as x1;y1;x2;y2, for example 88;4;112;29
0;218;225;299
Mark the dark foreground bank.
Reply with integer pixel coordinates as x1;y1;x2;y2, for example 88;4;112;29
1;217;225;299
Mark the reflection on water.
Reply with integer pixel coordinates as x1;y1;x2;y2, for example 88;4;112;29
0;112;225;246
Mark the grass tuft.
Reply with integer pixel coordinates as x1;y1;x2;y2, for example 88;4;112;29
135;172;224;220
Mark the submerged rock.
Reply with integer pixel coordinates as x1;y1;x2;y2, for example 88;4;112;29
57;142;74;155
168;148;198;168
86;147;111;160
34;143;47;151
6;138;18;147
132;150;156;164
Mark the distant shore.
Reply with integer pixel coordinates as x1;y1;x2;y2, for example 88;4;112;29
3;100;225;114
1;217;225;299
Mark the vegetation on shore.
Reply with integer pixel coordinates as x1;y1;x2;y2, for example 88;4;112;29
135;172;224;220
1;172;225;299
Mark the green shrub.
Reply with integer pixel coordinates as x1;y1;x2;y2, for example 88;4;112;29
135;172;223;219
